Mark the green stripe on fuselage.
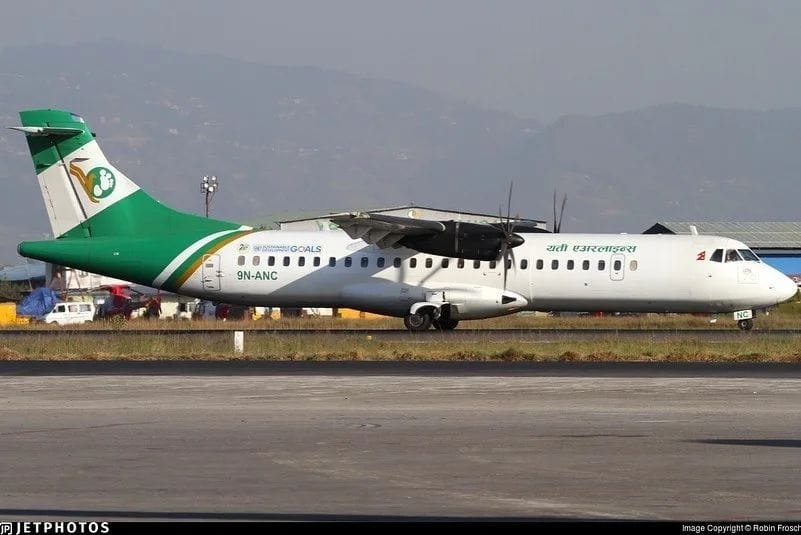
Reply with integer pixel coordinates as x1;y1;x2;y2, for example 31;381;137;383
18;232;233;289
162;229;253;292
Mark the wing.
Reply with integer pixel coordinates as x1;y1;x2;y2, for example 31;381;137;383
329;212;524;261
329;212;445;249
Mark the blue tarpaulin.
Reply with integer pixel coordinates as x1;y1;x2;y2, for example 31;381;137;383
17;287;61;317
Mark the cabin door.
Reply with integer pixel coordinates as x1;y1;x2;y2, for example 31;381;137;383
202;254;222;291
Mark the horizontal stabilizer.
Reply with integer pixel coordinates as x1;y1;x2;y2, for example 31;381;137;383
9;126;84;136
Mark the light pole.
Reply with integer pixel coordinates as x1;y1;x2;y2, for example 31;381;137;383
200;175;219;218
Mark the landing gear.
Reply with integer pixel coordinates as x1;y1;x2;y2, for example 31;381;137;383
737;318;754;331
404;311;432;331
432;318;459;330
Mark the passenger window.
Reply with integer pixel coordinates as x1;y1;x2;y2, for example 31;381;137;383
283;256;290;267
567;260;574;270
630;260;638;271
473;260;481;269
80;304;91;312
252;256;260;266
298;257;305;267
457;258;465;269
613;260;622;271
425;258;433;268
442;258;450;268
536;259;544;270
57;305;65;313
598;260;606;270
521;259;528;270
237;255;245;266
393;257;401;268
68;304;78;312
328;257;336;267
410;258;417;268
313;257;321;267
268;256;275;266
344;257;352;267
377;257;385;268
725;249;742;262
551;259;559;270
582;260;589;270
710;249;723;263
361;257;368;268
489;260;497;269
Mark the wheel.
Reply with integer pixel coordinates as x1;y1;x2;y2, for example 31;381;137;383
737;318;754;331
432;318;459;330
403;311;432;331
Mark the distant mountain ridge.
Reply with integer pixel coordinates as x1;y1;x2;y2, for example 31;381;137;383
1;42;800;264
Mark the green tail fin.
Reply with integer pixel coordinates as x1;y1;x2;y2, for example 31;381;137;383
13;109;241;239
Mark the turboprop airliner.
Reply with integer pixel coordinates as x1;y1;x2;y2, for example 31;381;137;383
10;109;798;331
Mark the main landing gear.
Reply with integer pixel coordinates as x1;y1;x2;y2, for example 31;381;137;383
403;311;432;331
403;310;459;331
737;318;754;331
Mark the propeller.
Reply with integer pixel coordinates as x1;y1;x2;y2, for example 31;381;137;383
498;181;524;290
553;190;568;233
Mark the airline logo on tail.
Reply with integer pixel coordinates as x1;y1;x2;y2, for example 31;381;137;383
68;162;116;203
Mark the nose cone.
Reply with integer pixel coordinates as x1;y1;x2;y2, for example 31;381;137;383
509;233;525;248
777;274;799;304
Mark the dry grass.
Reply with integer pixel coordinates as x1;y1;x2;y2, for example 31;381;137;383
2;331;801;362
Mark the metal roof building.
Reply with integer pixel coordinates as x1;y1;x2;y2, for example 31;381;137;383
271;205;547;233
644;221;801;280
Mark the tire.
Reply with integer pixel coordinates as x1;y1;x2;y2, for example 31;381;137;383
432;318;459;330
404;311;432;331
737;318;754;331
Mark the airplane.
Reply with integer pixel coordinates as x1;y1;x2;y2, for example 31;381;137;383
9;108;799;331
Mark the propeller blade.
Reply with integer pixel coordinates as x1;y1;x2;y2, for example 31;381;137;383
506;181;514;234
500;240;508;289
556;194;568;233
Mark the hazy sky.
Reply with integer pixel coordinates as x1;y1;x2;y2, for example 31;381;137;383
2;1;801;121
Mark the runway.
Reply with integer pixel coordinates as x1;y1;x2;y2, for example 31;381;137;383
1;362;801;520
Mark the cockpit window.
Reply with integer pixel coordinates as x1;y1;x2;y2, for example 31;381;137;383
738;249;760;262
724;249;742;262
710;249;723;263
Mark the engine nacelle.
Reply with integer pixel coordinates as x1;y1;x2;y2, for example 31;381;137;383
410;285;528;320
399;221;521;261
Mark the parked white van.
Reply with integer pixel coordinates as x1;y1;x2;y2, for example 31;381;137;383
39;302;96;325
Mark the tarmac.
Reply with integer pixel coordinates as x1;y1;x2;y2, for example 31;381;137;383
1;362;800;520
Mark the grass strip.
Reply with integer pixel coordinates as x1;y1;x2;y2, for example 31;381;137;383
2;332;801;362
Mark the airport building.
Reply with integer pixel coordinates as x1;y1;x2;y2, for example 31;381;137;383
644;221;801;283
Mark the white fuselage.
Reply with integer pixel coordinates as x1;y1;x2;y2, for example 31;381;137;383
176;231;797;319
